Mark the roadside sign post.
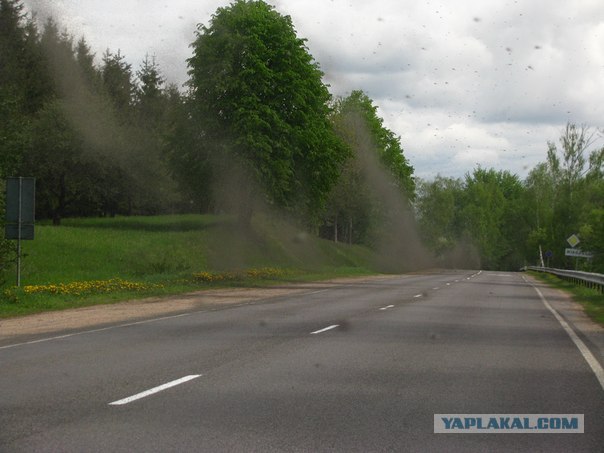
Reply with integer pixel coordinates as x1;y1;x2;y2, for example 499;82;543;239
5;177;35;286
564;234;593;270
566;234;580;248
564;248;593;259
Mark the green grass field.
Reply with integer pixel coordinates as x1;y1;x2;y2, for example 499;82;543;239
0;214;377;317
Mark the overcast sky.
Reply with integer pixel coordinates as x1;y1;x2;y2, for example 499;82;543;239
22;0;604;180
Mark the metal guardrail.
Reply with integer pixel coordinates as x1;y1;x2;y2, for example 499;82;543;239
525;266;604;293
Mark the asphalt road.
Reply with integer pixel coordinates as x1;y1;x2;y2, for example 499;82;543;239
1;270;603;452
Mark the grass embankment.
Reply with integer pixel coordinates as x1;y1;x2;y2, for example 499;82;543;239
529;271;604;326
0;214;377;317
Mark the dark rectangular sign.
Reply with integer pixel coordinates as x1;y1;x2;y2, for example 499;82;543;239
5;224;35;240
5;177;35;240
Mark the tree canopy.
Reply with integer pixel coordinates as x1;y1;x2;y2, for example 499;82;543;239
185;0;348;219
321;90;415;246
332;90;415;199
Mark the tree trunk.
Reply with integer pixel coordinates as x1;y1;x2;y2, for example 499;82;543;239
53;174;67;226
238;204;253;230
334;214;338;243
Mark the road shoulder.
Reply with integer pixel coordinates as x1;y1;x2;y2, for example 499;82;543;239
524;273;604;365
0;275;393;345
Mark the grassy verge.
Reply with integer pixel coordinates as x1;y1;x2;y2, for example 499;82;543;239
529;271;604;326
0;214;379;318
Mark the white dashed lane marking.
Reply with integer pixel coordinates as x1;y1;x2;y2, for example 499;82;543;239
310;325;339;335
109;375;202;406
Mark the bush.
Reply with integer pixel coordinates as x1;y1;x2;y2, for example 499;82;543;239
0;238;17;287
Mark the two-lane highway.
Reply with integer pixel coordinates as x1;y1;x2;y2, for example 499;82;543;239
1;270;603;452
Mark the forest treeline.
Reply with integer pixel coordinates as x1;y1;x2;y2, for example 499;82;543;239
416;129;604;272
1;0;603;273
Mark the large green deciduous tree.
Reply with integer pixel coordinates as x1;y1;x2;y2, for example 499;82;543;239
333;90;415;199
323;90;415;245
186;0;347;220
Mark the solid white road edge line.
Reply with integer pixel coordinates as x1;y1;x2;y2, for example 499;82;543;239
528;279;604;392
109;375;202;406
0;312;192;351
310;324;339;335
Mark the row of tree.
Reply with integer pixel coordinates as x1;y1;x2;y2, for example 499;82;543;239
1;0;415;223
0;0;418;277
167;0;415;242
1;0;185;224
1;0;602;274
416;123;604;271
